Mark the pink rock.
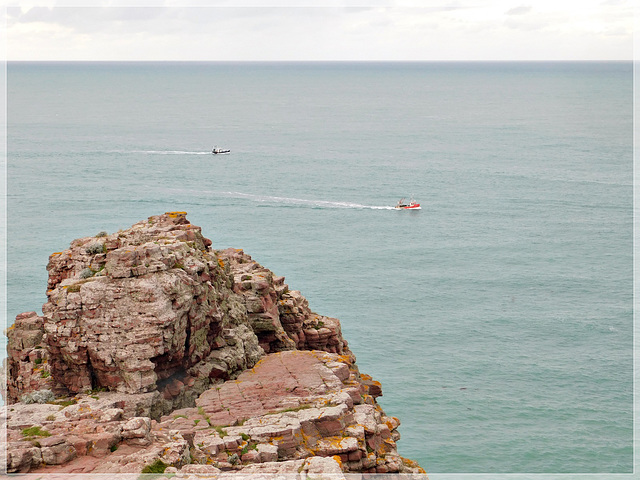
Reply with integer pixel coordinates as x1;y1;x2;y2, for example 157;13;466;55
39;436;77;465
241;449;261;463
86;431;120;457
314;436;359;456
4;213;425;476
180;464;222;474
6;443;42;473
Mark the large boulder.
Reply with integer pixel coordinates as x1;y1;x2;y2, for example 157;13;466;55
40;212;263;403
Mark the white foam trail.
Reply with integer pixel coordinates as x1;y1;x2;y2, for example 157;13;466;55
135;150;211;155
220;191;396;210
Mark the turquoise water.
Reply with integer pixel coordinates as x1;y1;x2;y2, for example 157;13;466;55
6;61;633;473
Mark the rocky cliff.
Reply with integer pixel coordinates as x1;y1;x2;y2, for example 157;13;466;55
3;212;426;477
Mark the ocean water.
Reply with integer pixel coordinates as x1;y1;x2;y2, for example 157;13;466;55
6;61;633;475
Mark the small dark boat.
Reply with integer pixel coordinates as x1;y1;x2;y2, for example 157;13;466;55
212;146;231;155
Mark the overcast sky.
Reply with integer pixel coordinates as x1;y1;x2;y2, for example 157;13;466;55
3;0;634;61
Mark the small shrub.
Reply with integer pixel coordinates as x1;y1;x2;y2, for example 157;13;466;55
80;268;94;279
240;432;250;441
21;389;55;404
141;459;168;474
66;285;81;293
95;231;108;238
34;358;43;365
40;371;50;378
85;242;105;255
110;444;118;452
45;414;55;421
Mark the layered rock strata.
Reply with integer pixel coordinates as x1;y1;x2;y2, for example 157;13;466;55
3;212;426;477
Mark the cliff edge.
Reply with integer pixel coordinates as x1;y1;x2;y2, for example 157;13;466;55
3;212;426;477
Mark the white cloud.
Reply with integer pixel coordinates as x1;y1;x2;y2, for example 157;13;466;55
3;2;633;61
506;5;532;15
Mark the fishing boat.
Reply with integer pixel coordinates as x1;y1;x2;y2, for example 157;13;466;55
212;146;231;154
395;197;421;210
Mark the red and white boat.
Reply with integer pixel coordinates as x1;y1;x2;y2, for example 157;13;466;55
395;197;421;210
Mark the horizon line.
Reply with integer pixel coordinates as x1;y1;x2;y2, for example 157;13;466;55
5;59;633;63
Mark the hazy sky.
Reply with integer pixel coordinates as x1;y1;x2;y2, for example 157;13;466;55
3;0;634;61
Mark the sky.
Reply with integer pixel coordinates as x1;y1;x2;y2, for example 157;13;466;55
1;0;635;61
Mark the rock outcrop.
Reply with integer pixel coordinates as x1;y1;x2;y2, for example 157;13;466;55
3;212;426;477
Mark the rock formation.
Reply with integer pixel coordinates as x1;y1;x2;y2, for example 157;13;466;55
3;212;426;477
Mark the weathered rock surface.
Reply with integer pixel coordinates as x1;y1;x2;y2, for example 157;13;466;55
3;212;426;477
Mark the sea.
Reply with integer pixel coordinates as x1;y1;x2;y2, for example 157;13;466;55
5;61;634;477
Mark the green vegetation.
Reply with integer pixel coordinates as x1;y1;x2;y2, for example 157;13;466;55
87;386;108;394
140;459;168;474
197;406;213;426
266;404;313;415
22;426;51;438
50;398;77;408
96;231;108;238
240;441;258;455
213;425;228;437
40;370;50;378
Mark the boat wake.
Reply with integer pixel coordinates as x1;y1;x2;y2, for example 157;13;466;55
219;191;396;210
137;150;211;155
